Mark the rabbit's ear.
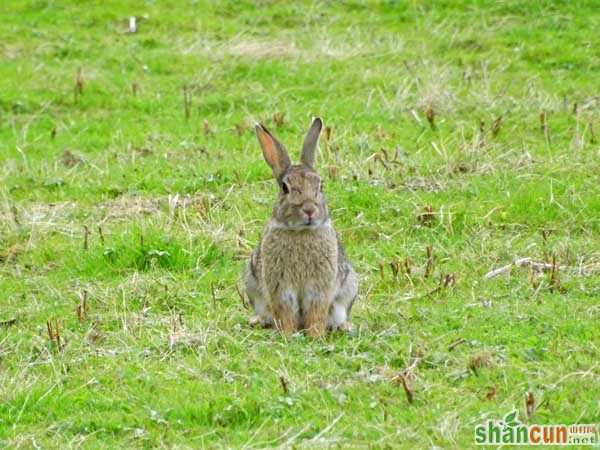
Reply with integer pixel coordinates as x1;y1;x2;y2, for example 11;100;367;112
300;117;323;168
256;124;291;179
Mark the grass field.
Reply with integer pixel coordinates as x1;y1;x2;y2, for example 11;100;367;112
1;0;599;448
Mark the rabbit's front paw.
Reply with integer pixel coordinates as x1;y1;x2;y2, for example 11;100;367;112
249;315;273;328
338;321;353;332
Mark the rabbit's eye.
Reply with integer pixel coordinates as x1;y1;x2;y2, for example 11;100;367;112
281;182;290;194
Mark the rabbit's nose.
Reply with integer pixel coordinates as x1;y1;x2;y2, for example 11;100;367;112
302;205;316;218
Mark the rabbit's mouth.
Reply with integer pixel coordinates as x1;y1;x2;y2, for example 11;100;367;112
301;216;331;229
272;218;330;231
300;215;325;228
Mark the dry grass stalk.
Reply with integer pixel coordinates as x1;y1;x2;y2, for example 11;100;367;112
528;266;540;290
483;256;595;279
394;353;421;404
183;84;191;120
468;352;491;375
403;257;412;276
491;116;502;137
588;121;596;144
74;68;84;102
61;149;84;168
399;372;414;404
272;112;285;127
443;273;456;286
328;165;338;180
374;152;390;170
539;111;547;132
203;120;212;137
236;282;249;310
0;318;17;327
425;106;435;130
540;111;551;145
548;254;561;293
83;225;90;250
211;283;219;307
389;260;400;280
0;244;19;263
425;245;434;278
279;375;290;395
525;391;535;418
10;205;20;226
323;125;333;155
418;205;436;227
98;225;105;245
478;119;486;148
76;290;88;324
46;319;64;352
448;338;466;352
424;273;456;297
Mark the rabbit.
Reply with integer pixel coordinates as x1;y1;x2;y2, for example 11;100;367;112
243;117;358;337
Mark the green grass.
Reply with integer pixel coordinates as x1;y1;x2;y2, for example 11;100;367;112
1;0;599;448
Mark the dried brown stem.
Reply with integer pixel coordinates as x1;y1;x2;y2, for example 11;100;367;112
425;245;434;278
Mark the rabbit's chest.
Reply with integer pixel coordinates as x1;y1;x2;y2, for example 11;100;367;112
261;227;338;292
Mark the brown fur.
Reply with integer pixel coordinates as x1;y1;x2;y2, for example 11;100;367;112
261;221;337;334
244;118;358;337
